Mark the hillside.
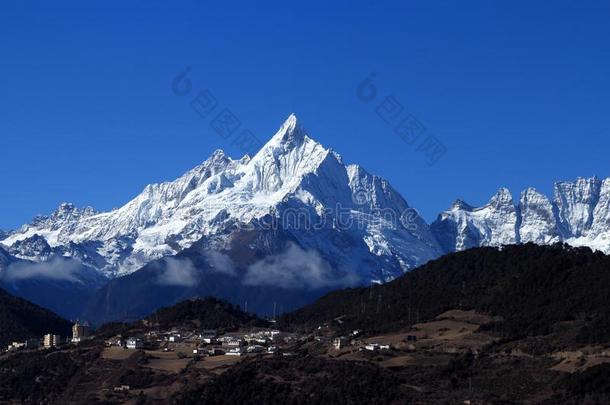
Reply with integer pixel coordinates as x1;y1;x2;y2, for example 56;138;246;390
148;297;269;330
95;296;269;338
0;287;72;347
280;243;610;346
3;245;610;403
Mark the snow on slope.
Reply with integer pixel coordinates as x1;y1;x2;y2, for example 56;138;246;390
431;177;610;254
430;188;518;252
0;114;442;280
3;114;609;283
518;188;560;245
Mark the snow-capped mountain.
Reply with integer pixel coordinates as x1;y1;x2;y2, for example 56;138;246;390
431;188;518;252
431;177;610;254
518;188;560;245
2;114;609;292
0;114;442;282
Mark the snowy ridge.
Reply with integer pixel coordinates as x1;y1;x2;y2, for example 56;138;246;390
2;114;608;284
431;177;610;254
0;114;441;280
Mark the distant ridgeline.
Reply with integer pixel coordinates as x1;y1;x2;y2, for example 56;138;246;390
280;243;610;346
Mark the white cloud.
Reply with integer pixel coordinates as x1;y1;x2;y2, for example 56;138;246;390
156;258;199;287
243;243;359;289
205;251;237;276
1;258;83;283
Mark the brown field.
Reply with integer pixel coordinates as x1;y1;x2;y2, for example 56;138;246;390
194;354;243;373
550;347;610;373
357;310;496;353
101;346;134;360
144;350;191;373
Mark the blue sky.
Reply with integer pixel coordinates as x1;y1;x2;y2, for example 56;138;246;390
1;0;609;229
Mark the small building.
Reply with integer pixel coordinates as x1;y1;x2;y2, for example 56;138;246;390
105;337;124;347
169;334;182;343
226;347;244;356
333;337;348;350
202;337;218;345
72;322;92;342
246;345;265;354
7;342;25;351
248;337;270;345
126;338;144;350
267;346;278;353
260;330;281;338
364;343;390;351
222;337;245;348
43;334;61;348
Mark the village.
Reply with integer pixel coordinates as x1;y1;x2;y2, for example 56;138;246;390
0;308;549;402
1;307;503;396
2;309;497;359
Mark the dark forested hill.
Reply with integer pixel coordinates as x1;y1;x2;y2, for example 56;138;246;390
0;287;72;347
148;297;269;330
96;297;269;338
280;243;610;345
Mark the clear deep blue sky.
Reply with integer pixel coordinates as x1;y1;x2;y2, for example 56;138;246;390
2;1;609;230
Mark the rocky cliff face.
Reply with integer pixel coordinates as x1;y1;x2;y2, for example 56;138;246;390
431;188;518;252
431;177;610;254
518;188;560;245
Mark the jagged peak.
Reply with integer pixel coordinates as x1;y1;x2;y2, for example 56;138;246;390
56;202;76;212
553;176;603;208
489;187;514;206
450;199;474;211
52;202;96;217
244;114;333;192
554;176;601;189
174;149;234;186
521;187;547;199
239;154;252;165
11;233;51;247
208;149;228;161
263;113;308;151
519;187;552;206
199;149;233;169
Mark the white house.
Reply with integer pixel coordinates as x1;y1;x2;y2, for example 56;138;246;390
126;338;143;349
226;347;244;356
246;345;265;353
364;343;390;351
222;337;245;348
333;337;348;350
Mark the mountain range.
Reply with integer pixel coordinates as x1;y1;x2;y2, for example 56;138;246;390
0;114;609;321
